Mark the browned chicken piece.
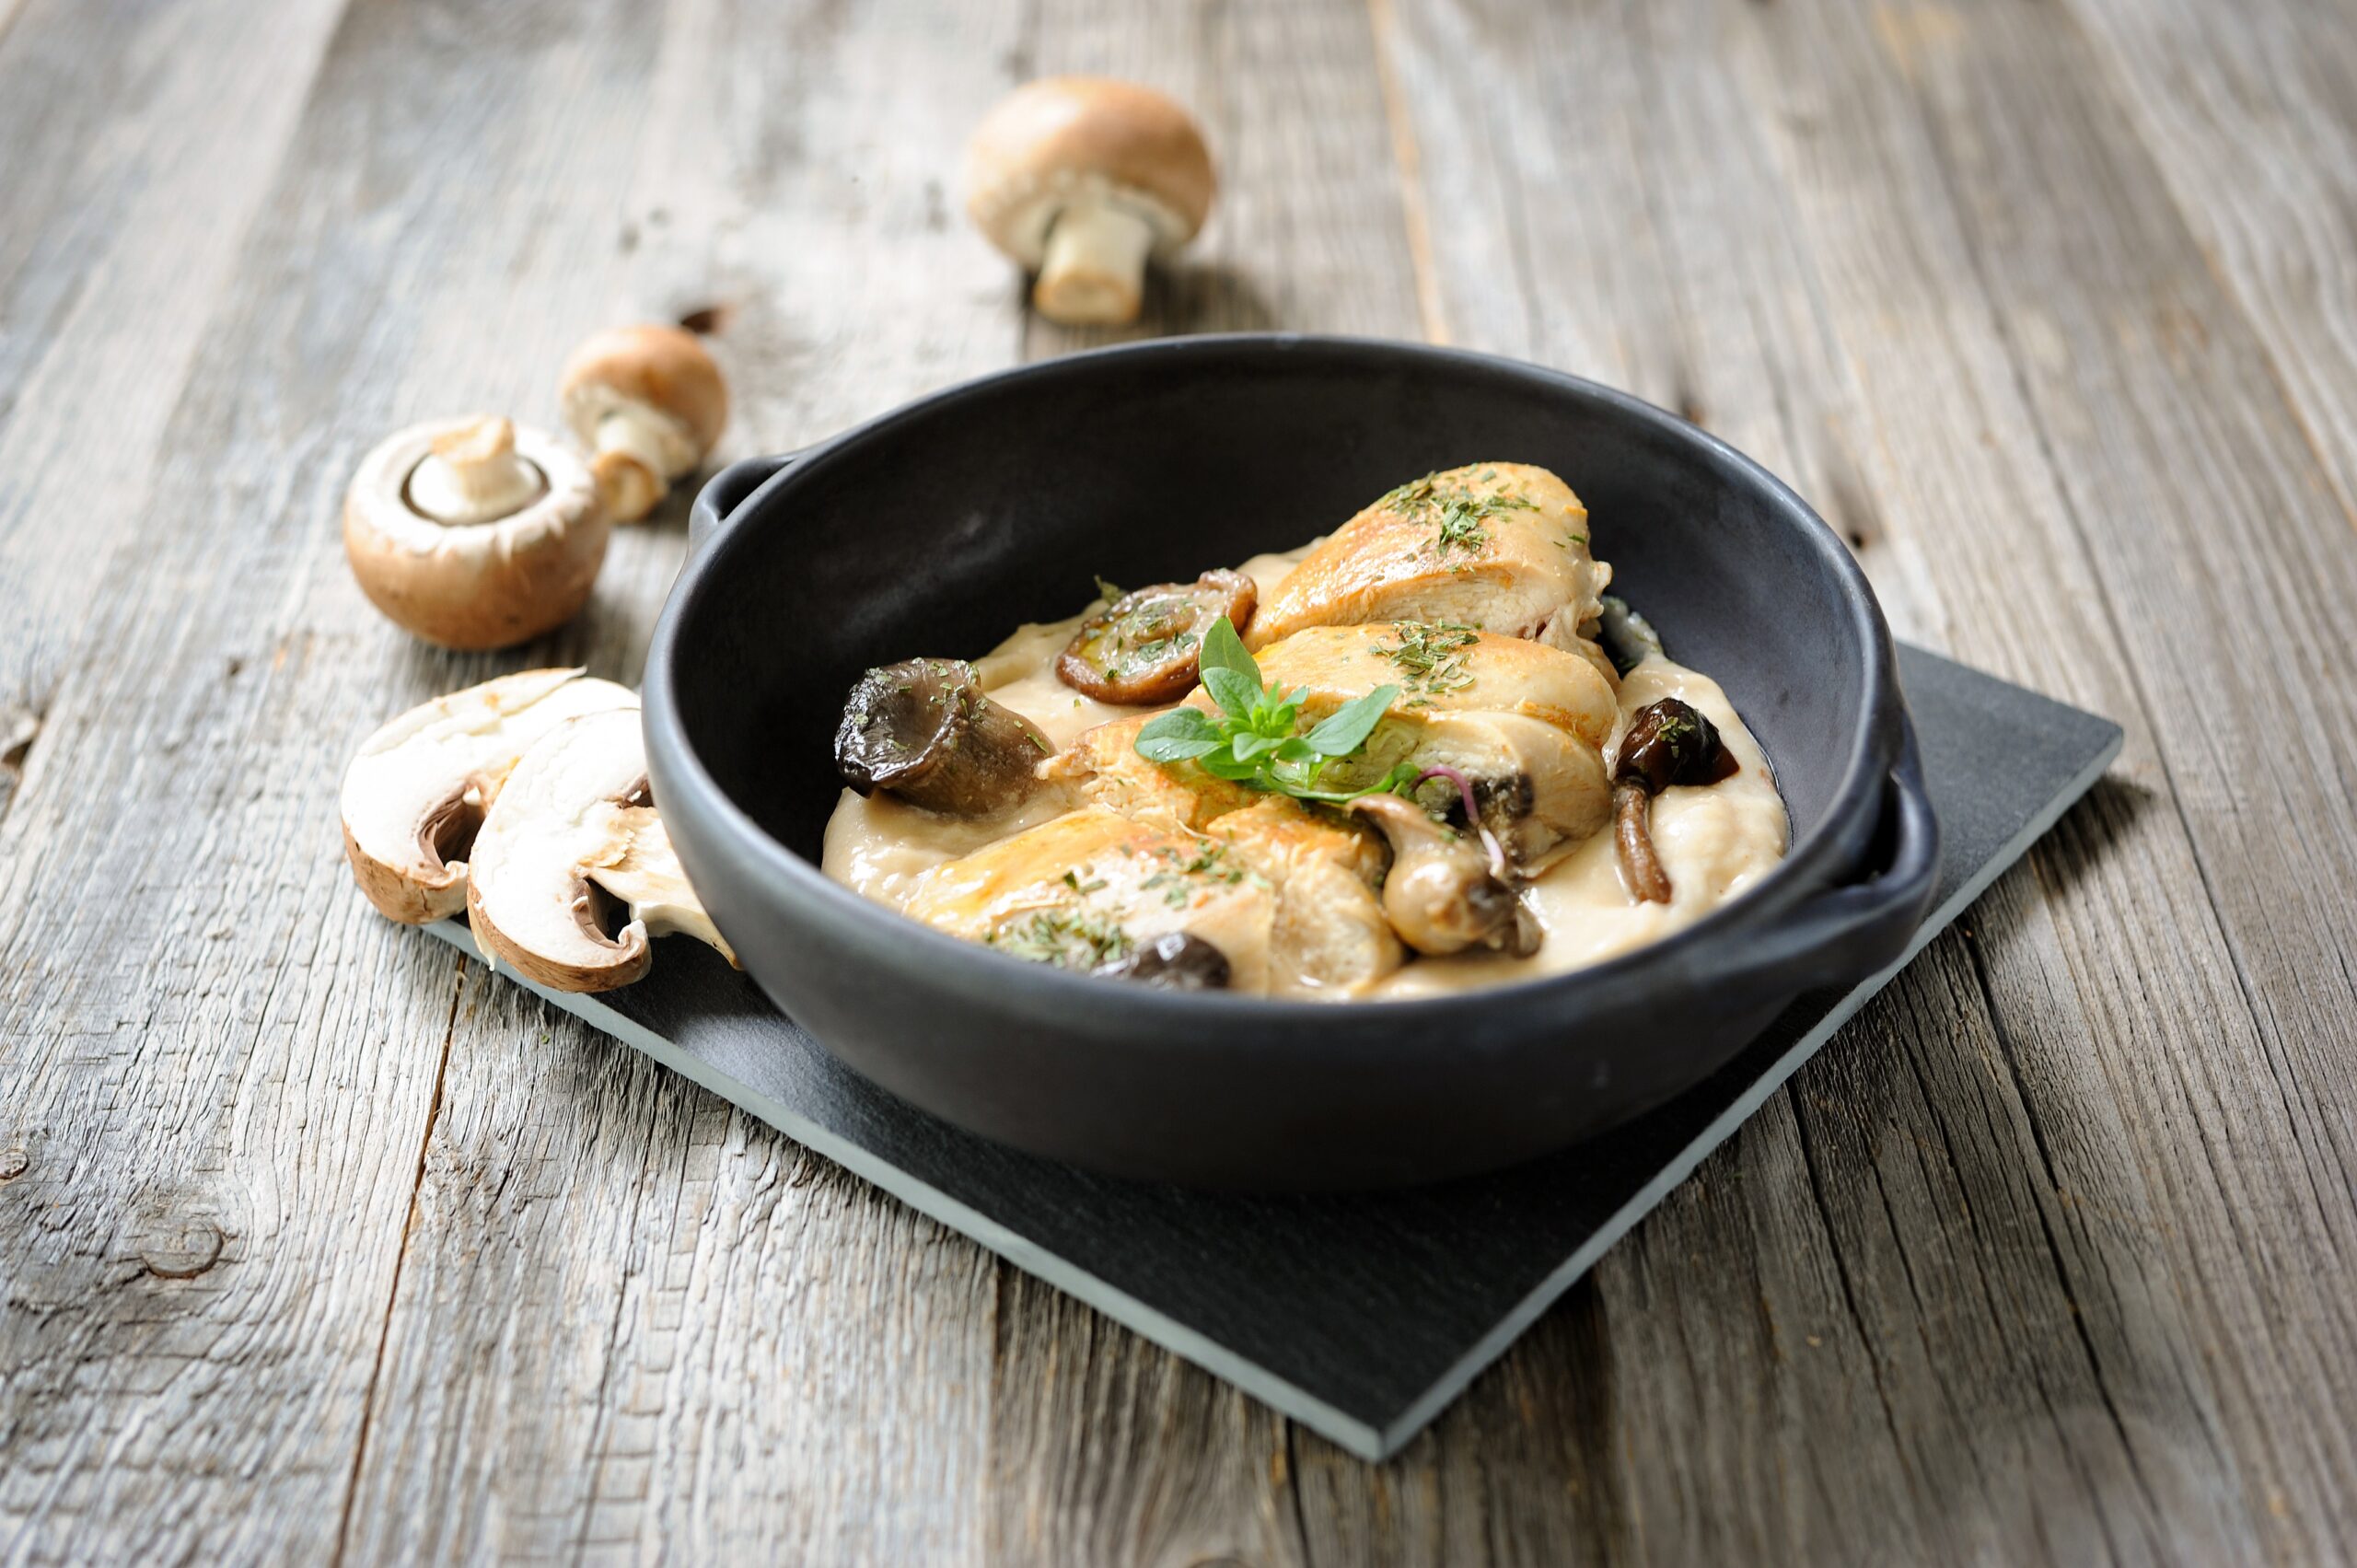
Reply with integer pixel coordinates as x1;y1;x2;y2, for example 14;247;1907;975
901;802;1404;997
1247;463;1611;651
1251;625;1614;869
1202;797;1402;995
1038;711;1263;831
903;807;1277;992
1251;622;1618;748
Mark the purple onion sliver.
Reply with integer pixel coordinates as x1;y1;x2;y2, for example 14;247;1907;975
1412;765;1509;881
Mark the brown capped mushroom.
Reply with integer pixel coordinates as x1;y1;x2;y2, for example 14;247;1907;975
1611;697;1738;904
835;659;1053;816
467;707;737;992
559;325;729;523
1057;570;1256;704
1350;793;1540;958
966;77;1215;326
340;668;638;923
343;415;608;650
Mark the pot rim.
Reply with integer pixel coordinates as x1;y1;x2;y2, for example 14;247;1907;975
644;332;1903;1032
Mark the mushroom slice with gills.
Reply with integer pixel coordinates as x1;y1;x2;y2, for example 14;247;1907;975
965;77;1216;326
1350;793;1540;958
343;415;609;650
1247;463;1611;654
1610;697;1739;904
340;668;638;923
1057;570;1257;704
559;324;729;523
835;658;1054;817
467;708;737;992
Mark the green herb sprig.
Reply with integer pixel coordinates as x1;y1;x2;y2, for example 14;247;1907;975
1133;618;1416;805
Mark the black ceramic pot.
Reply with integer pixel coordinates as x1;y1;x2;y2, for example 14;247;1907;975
644;335;1936;1191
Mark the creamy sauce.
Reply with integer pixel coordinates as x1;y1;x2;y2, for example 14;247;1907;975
820;540;1787;997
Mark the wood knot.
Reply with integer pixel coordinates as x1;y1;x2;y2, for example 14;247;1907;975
0;1145;28;1181
134;1213;226;1280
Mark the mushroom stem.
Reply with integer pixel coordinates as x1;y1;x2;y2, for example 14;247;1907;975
1614;780;1673;904
1352;792;1538;958
407;416;545;525
1035;202;1158;324
588;408;679;522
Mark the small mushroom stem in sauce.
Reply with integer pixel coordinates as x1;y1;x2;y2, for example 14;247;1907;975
1611;697;1737;904
1351;793;1539;958
835;659;1052;816
1056;571;1257;704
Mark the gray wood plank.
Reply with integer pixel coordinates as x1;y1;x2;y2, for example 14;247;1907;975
321;2;1028;1562
2066;0;2357;525
1374;0;2357;1560
1736;2;2357;1556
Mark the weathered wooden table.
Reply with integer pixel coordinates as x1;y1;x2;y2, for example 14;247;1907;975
6;0;2354;1562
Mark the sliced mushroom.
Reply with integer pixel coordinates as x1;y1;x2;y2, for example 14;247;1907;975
559;325;729;523
340;668;638;923
1351;793;1541;958
1611;697;1738;904
835;659;1053;816
1057;570;1256;703
1094;930;1233;990
343;415;608;650
966;77;1215;325
467;708;737;992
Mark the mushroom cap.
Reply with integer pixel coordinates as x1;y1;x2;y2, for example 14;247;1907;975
558;325;729;477
340;668;639;923
966;76;1215;264
343;418;608;651
467;707;734;992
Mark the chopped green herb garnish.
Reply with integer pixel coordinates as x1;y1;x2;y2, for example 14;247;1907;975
1378;621;1480;696
1133;618;1419;805
987;908;1133;969
1377;471;1537;561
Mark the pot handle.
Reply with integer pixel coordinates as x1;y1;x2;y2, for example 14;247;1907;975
687;451;801;558
1724;720;1941;996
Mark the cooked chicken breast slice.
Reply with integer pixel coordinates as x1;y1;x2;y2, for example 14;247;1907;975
1204;797;1402;995
1038;712;1262;831
904;807;1277;993
1248;463;1610;649
1251;622;1619;749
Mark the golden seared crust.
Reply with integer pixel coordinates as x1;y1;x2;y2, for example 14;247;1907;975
559;325;729;456
905;806;1277;992
1039;711;1262;830
966;77;1216;245
1252;623;1620;748
1247;463;1607;649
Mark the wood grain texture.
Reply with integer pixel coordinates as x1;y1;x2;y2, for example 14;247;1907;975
1368;0;2357;1560
3;0;2354;1562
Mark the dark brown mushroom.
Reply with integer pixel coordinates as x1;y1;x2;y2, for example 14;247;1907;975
1351;793;1541;958
836;659;1053;815
1611;697;1737;903
1095;930;1233;990
1057;570;1257;704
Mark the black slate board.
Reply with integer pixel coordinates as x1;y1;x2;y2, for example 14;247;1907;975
427;645;2119;1460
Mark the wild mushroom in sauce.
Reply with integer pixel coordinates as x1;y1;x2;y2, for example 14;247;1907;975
1056;570;1257;704
1351;790;1540;958
835;659;1053;816
1611;698;1737;904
